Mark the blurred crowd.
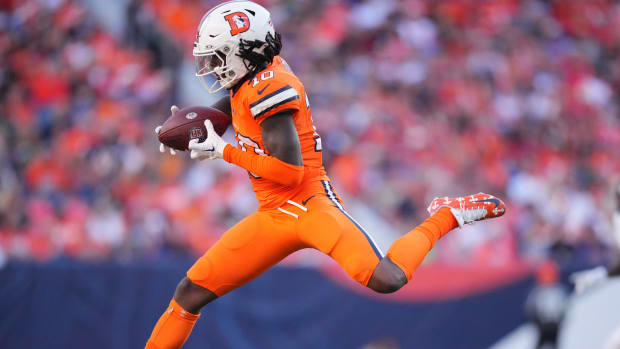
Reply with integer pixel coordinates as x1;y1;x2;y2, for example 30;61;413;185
1;0;619;267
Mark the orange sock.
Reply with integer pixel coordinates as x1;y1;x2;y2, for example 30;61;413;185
387;207;458;280
145;299;200;349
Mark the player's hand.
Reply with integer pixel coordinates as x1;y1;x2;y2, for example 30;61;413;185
188;119;228;161
155;105;180;155
570;266;608;294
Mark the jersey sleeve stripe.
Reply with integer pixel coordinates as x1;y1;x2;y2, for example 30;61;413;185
249;86;293;108
250;87;300;118
253;95;300;119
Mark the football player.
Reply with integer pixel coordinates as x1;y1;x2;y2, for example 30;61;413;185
146;2;506;348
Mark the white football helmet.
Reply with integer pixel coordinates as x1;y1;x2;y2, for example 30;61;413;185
193;1;276;93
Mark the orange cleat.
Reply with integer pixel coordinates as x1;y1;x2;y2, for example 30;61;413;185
427;193;506;227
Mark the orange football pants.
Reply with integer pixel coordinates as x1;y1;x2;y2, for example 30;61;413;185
187;180;383;296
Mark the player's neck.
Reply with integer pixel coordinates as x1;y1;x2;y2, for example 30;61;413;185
230;57;279;95
230;74;251;96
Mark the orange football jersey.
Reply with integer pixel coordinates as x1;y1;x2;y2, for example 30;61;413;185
229;56;328;209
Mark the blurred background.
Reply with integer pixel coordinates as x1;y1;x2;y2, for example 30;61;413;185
0;0;619;348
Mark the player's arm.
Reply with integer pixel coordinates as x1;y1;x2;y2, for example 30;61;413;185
190;79;305;186
222;111;304;187
221;79;306;186
211;96;232;133
188;110;305;186
211;96;232;118
260;110;303;166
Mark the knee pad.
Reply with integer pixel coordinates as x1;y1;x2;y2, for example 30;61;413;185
187;256;214;287
186;257;235;297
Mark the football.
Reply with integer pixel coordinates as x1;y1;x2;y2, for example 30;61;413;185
158;106;231;151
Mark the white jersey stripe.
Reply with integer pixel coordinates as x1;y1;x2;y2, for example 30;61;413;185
321;180;344;210
250;88;299;118
278;207;298;219
287;200;308;212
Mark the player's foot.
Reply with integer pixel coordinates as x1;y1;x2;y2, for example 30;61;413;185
427;193;506;227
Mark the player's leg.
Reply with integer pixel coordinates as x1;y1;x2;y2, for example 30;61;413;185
357;205;459;293
310;180;443;292
313;181;505;293
145;210;301;349
298;183;400;291
378;192;506;285
296;193;385;288
379;206;458;286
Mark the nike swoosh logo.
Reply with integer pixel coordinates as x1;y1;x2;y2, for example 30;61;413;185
473;198;500;209
301;195;315;206
257;84;270;95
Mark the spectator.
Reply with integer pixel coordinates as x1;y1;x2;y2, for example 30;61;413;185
0;0;618;268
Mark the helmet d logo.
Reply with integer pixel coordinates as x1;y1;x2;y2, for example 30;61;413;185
224;12;250;36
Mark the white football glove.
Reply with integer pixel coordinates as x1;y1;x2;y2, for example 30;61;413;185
570;266;608;294
155;105;180;155
188;119;228;161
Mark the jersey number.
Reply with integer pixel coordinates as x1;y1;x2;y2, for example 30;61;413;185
251;71;274;87
313;136;322;152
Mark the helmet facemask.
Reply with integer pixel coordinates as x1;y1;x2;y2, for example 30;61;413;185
194;32;281;93
194;42;244;93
